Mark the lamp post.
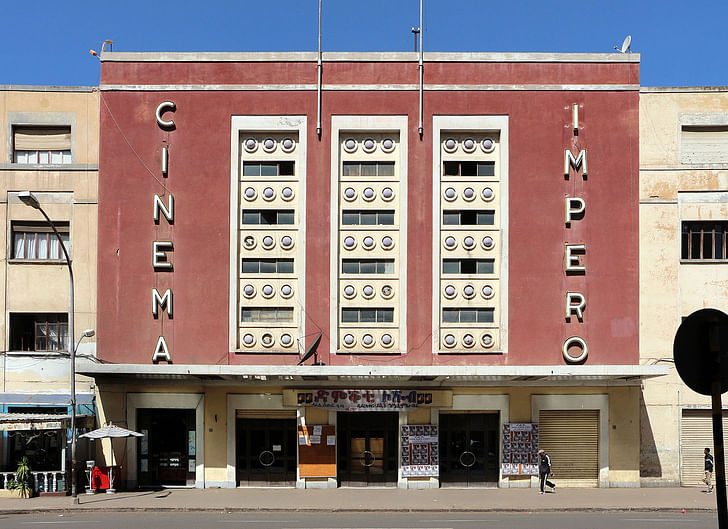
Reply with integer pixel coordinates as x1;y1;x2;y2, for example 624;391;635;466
18;191;87;499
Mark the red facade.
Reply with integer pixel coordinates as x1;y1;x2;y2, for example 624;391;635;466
98;56;639;367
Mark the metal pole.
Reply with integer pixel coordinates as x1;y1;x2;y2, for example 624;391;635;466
316;0;322;139
418;0;423;138
35;206;75;499
711;321;728;528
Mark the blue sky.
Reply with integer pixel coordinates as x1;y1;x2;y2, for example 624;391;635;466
2;0;726;87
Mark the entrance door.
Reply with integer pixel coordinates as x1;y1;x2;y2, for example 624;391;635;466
137;409;196;487
439;413;499;487
337;412;398;487
236;418;296;486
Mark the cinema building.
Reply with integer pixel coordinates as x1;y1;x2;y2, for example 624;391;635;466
80;50;666;489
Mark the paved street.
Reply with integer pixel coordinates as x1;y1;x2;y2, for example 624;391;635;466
0;511;717;529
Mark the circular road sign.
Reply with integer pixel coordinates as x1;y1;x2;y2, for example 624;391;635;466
673;308;728;396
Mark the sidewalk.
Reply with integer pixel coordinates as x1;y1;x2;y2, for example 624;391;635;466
0;486;719;514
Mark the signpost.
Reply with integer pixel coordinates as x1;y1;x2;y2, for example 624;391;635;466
674;308;728;528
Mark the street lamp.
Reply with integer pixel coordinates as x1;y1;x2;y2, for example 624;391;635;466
18;191;85;499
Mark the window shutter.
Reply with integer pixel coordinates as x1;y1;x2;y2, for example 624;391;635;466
681;126;728;164
14;127;71;151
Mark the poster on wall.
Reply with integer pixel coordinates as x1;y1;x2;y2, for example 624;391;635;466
501;423;538;476
401;425;439;477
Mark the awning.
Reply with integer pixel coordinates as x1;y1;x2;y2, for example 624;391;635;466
77;360;669;387
0;393;95;406
0;413;94;431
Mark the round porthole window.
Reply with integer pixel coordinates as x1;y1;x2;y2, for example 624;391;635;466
244;138;258;152
280;333;293;347
243;284;256;298
281;137;296;153
280;235;294;250
444;236;457;250
344;187;357;201
444;138;457;153
381;285;394;299
381;187;394;201
262;284;275;298
343;334;356;347
463;187;475;201
443;334;456;348
463;285;476;299
363;187;376;201
362;285;375;299
281;284;293;298
482;236;495;250
444;284;457;299
482;187;495;201
362;236;375;249
262;235;275;249
381;138;395;153
343;138;358;153
462;334;475;348
362;334;375;348
362;138;376;153
243;235;256;249
262;138;276;152
262;187;275;201
281;187;295;201
261;333;274;347
381;236;394;250
343;285;356;299
444;187;457;201
482;285;495;299
481;138;495;153
463;236;476;250
244;187;257;201
462;138;476;153
481;333;494;348
381;334;393;348
343;236;357;250
243;333;255;347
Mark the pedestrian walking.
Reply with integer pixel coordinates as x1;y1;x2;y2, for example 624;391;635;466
703;447;714;493
538;448;556;494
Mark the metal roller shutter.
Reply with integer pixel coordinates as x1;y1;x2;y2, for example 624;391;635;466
539;409;599;487
681;409;728;486
236;409;296;419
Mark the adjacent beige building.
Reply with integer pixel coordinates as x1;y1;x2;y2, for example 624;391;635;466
0;86;98;491
640;86;728;486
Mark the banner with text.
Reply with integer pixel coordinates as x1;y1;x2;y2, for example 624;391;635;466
296;389;433;411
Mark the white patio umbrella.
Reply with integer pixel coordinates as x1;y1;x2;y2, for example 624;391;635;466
79;423;144;493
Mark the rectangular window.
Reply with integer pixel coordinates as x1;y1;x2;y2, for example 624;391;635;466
341;259;395;274
682;221;728;260
241;258;294;273
681;126;728;164
242;161;295;177
341;308;394;323
442;210;495;226
241;307;294;323
442;259;495;274
242;210;295;225
443;161;495;177
342;162;395;177
11;222;70;261
9;313;68;352
442;308;495;323
13;126;72;165
341;210;395;226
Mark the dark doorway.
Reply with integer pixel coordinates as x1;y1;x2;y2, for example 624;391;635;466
137;409;196;487
337;412;398;487
236;418;296;486
439;413;499;487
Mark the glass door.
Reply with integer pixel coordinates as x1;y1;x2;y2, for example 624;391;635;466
337;412;397;486
236;418;296;486
439;413;499;487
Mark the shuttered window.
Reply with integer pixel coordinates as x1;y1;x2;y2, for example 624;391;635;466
681;409;728;486
539;409;599;486
13;126;72;164
681;126;728;164
235;409;296;419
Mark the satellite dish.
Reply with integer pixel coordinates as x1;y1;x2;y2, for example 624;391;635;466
614;35;632;53
297;331;323;366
